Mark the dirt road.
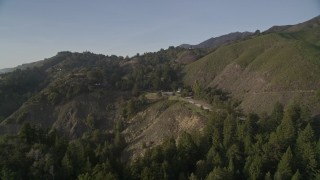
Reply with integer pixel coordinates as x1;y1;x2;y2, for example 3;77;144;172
180;97;213;111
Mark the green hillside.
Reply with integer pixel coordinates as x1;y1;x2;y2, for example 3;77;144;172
183;18;320;113
184;33;320;89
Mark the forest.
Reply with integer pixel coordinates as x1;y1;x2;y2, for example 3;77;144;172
0;102;319;179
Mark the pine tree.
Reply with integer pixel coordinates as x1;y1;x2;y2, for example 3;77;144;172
226;144;241;165
236;122;245;141
264;171;272;180
161;161;171;180
206;146;223;167
188;173;197;180
177;132;198;172
244;113;259;137
269;113;296;159
285;103;301;124
61;153;73;179
291;169;301;180
195;160;208;180
244;155;264;180
296;124;315;143
270;102;284;130
272;102;284;119
84;157;92;173
258;104;283;136
243;134;253;154
212;127;223;149
295;124;317;177
223;114;236;148
227;158;235;177
207;167;231;180
278;116;296;145
162;138;177;161
299;105;312;126
314;170;320;180
114;121;125;152
274;147;293;180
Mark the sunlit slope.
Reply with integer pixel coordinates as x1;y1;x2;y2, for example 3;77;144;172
184;27;320;113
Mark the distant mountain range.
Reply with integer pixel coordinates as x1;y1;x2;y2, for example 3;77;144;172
265;15;320;33
0;60;45;74
179;31;254;49
0;68;14;74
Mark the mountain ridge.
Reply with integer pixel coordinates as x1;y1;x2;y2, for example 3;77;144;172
265;15;320;33
179;31;254;49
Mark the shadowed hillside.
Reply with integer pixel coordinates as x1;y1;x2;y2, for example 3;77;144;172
0;48;189;137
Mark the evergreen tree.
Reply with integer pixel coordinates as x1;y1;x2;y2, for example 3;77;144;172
236;122;245;141
244;155;265;180
226;143;241;168
271;102;284;121
61;153;73;179
161;161;171;180
114;121;125;153
295;124;317;177
258;103;282;136
177;132;198;172
212;127;223;149
227;158;235;177
299;105;312;126
285;103;301;123
274;147;293;180
195;160;208;180
314;171;320;180
278;116;296;145
162;138;177;161
291;169;301;180
206;146;223;167
207;167;232;180
244;113;259;137
19;123;35;144
268;113;296;159
243;134;253;154
223;114;236;148
264;171;272;180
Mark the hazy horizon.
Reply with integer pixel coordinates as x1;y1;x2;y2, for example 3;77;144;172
0;0;319;69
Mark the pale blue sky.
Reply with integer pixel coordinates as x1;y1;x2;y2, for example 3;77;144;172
0;0;319;68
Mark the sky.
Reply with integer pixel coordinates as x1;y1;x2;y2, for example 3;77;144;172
0;0;319;69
